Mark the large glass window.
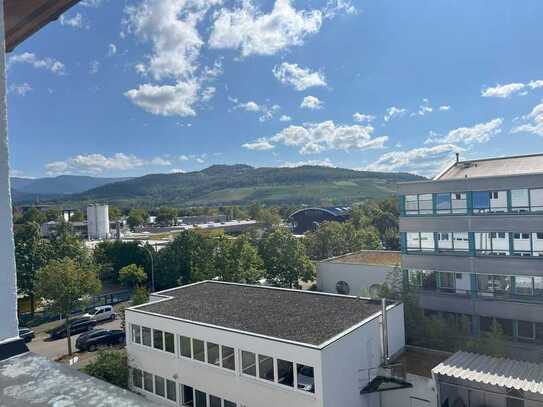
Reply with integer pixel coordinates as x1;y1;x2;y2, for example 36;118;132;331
131;324;141;344
277;359;294;387
451;192;467;214
182;385;194;406
475;232;509;255
164;332;175;353
530;188;543;212
132;368;142;388
477;274;512;295
154;375;165;397
533;233;543;256
193;339;205;362
472;191;491;213
437;232;469;253
407;232;435;252
406;232;422;251
296;364;315;393
153;329;163;350
489;190;507;212
418;194;433;214
210;395;222;407
258;354;275;381
142;327;152;347
207;342;220;366
180;336;192;358
195;390;207;407
405;194;432;215
511;189;529;212
143;371;153;393
436;193;451;214
242;351;256;376
222;346;235;371
166;379;177;402
438;272;455;292
497;318;514;337
405;195;419;215
518;320;535;340
515;276;533;296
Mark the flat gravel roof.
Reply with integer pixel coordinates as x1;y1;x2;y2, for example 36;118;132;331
134;281;385;347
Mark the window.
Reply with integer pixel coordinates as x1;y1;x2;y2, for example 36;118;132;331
142;327;152;347
530;188;543;212
153;329;163;350
436;193;451;214
514;276;533;296
405;194;432;215
418;194;433;214
132;368;142;388
475;232;509;255
420;232;435;251
497;318;514;337
511;189;529;212
224;401;236;407
182;385;194;406
438;272;455;292
195;390;207;407
517;320;535;340
513;232;531;256
477;275;511;294
164;332;175;353
131;324;141;344
472;191;491;213
143;371;153;393
242;351;256;376
535;277;543;297
155;375;165;397
180;336;192;358
277;359;294;387
222;346;235;371
193;339;205;362
296;364;315;393
405;194;418;215
210;395;222;407
451;192;467;214
166;379;177;402
258;354;275;381
207;342;220;366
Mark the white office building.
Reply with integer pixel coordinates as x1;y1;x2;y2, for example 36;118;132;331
125;281;405;407
87;204;110;240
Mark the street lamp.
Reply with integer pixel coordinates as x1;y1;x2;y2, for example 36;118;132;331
141;243;155;292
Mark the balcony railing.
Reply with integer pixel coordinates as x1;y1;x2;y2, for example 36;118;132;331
416;287;543;305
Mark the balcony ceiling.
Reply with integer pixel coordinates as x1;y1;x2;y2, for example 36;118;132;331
4;0;81;53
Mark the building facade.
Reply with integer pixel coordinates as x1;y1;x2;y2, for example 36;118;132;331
125;281;405;407
398;154;543;360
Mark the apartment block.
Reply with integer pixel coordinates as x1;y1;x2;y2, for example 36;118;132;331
398;153;543;360
125;281;404;407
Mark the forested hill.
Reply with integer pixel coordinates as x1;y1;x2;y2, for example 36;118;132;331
51;165;424;208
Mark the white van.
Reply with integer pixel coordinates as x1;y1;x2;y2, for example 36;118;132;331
84;305;116;322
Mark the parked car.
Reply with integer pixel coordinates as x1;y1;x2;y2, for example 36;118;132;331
75;329;125;352
18;327;35;343
48;317;97;340
83;305;116;323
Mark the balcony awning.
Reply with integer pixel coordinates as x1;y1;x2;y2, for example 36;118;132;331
433;351;543;395
4;0;81;52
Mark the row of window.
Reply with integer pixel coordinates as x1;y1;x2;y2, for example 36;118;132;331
403;188;543;216
130;325;316;395
132;368;237;407
405;232;543;256
409;270;543;298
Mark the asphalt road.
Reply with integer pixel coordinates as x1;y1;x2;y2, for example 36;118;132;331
27;317;122;361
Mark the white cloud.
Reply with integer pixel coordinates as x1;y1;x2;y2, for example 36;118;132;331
353;112;375;123
300;95;324;110
125;81;200;117
209;0;323;57
196;157;205;164
482;83;526;98
45;153;171;175
324;0;357;18
60;13;86;29
8;52;66;75
81;0;107;7
528;80;543;89
417;98;433;116
89;61;100;75
281;158;334;168
384;106;406;122
179;155;190;161
8;83;32;96
123;0;222;117
108;43;117;56
170;168;186;173
366;144;462;175
242;138;275;151
260;120;387;154
233;100;281;121
425;118;503;145
439;105;451;111
272;62;326;91
511;101;543;137
279;115;292;122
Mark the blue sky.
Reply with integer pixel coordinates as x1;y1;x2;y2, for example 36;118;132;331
6;0;543;178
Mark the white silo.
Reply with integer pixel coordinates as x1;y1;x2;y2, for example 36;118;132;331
87;204;110;240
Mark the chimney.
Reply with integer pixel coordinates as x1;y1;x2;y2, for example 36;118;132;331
455;152;460;163
381;298;389;365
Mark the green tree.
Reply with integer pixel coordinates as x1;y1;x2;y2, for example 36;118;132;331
259;228;315;288
45;207;62;222
14;222;51;315
132;287;150;306
47;220;89;265
70;210;85;222
156;207;178;226
215;235;264;284
93;240;149;282
127;208;147;230
22;207;46;224
108;206;122;221
36;258;101;355
83;350;129;389
118;264;147;288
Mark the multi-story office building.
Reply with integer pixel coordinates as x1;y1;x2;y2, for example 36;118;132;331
398;153;543;359
125;281;405;407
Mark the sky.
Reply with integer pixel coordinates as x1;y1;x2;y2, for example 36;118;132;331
6;0;543;178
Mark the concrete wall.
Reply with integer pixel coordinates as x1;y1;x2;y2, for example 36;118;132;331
126;309;323;407
0;0;19;343
317;261;396;296
400;214;543;233
320;303;405;407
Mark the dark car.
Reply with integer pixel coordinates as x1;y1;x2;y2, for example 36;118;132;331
18;327;35;343
48;317;97;340
75;329;125;352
